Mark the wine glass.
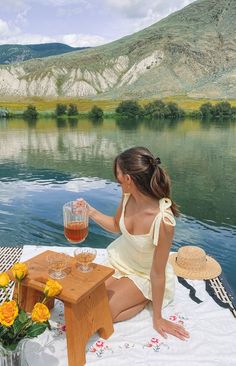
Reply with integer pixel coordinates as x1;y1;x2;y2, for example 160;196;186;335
74;247;97;272
63;201;89;244
47;253;69;279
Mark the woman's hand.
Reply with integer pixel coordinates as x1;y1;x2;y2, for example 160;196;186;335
153;317;190;341
75;198;95;217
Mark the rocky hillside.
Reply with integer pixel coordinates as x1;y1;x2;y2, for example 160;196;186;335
0;43;88;65
0;0;236;99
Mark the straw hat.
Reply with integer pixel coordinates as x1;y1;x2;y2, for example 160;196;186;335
169;246;222;280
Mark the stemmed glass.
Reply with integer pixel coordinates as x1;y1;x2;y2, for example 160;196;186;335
74;247;97;272
47;253;69;279
63;201;89;244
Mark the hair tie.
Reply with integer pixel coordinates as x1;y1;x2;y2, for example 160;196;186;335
152;157;161;168
146;155;161;169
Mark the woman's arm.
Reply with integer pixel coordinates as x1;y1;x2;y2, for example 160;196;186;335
77;197;124;233
150;220;189;340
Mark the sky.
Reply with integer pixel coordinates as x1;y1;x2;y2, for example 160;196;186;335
0;0;195;47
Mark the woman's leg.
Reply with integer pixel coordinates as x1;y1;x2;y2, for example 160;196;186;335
105;277;149;322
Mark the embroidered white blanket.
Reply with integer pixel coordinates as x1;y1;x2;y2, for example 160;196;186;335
21;245;236;366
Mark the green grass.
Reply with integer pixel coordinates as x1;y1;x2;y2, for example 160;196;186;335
1;96;236;115
0;97;119;113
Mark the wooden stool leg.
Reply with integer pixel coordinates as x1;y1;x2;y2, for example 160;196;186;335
12;285;41;312
16;285;54;312
64;302;87;366
94;283;114;339
64;284;113;366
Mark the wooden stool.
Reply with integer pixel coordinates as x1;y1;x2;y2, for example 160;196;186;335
9;250;114;366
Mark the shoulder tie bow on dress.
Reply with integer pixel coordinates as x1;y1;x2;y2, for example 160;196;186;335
153;198;176;245
159;198;176;226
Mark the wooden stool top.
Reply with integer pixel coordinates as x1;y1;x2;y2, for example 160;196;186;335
8;250;114;304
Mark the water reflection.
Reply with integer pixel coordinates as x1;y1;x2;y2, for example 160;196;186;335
0;118;7;127
90;117;103;127
56;118;67;129
25;118;37;129
199;117;235;130
143;118;179;131
115;116;142;130
68;117;79;128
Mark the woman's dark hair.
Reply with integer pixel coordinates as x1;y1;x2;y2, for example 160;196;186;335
114;146;180;217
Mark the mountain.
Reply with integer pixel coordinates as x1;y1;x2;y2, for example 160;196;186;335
0;0;236;99
0;43;88;65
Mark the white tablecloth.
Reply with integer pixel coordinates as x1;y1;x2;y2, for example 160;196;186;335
21;245;236;366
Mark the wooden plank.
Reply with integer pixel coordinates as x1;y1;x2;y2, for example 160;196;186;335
7;250;114;304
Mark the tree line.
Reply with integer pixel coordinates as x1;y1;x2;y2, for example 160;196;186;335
21;104;104;120
115;100;185;119
197;101;236;119
0;104;103;120
116;100;236;120
0;100;236;121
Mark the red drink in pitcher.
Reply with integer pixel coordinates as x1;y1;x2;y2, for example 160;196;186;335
64;221;88;243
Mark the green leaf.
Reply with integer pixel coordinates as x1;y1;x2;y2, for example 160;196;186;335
18;310;28;323
12;317;23;334
0;326;8;337
26;323;47;338
46;320;51;331
3;342;19;351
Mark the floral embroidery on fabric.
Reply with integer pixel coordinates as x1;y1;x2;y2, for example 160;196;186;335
119;342;135;350
88;339;113;358
169;315;177;321
169;312;189;324
144;337;169;352
143;312;189;351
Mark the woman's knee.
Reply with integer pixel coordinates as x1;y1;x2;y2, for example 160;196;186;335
112;300;149;322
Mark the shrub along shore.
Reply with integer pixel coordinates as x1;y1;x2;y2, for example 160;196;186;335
0;97;236;120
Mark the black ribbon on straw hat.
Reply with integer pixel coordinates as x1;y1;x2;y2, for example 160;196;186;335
169;245;222;280
177;277;203;304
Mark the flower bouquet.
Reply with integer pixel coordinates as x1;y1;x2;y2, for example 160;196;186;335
0;262;62;365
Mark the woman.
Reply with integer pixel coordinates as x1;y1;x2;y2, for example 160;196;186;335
79;146;189;341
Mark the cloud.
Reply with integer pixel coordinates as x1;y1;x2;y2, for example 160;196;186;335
0;19;10;36
105;0;195;31
0;0;28;12
46;0;89;5
0;33;56;45
0;18;21;39
15;6;30;26
0;0;86;8
105;0;194;18
0;31;110;47
0;18;56;45
62;33;109;47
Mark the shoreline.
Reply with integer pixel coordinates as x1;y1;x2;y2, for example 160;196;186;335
1;96;236;114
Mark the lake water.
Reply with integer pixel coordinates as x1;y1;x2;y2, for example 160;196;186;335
0;117;235;292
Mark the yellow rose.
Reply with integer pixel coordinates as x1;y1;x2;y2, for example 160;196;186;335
0;300;18;327
0;273;10;287
31;303;50;323
11;262;28;281
44;279;62;298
